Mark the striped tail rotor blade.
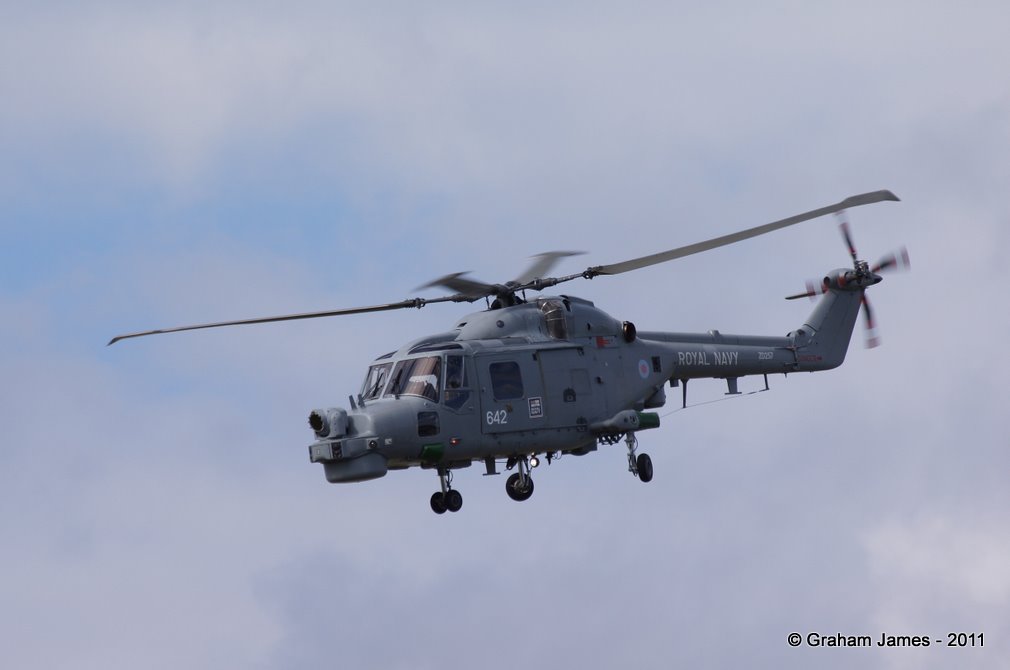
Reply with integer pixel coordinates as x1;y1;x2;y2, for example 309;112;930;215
873;246;910;273
862;294;880;348
785;279;827;301
837;214;859;264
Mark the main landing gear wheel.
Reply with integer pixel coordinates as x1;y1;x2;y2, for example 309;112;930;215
506;472;534;501
636;453;654;483
430;489;463;513
430;468;462;514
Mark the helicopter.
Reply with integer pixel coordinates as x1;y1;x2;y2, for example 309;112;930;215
110;190;908;514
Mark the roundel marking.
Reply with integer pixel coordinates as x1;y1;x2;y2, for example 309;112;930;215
638;359;650;379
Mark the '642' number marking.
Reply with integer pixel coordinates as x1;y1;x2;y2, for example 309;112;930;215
486;410;508;426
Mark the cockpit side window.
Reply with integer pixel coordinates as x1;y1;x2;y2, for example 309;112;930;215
444;354;470;410
539;298;568;339
360;362;393;400
385;356;442;402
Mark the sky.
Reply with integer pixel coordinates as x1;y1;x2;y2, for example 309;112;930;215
2;2;1008;668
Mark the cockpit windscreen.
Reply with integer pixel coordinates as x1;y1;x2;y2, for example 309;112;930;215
385;356;442;402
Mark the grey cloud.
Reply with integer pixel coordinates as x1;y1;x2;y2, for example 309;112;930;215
2;2;1008;669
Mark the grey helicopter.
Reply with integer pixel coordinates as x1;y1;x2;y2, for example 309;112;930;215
110;190;907;514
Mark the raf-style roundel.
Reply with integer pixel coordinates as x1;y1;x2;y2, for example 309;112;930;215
637;359;650;379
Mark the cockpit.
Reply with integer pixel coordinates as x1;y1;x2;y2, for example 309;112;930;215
360;353;470;410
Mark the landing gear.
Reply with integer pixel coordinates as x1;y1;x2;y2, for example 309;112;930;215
505;456;535;501
626;432;653;483
430;467;463;514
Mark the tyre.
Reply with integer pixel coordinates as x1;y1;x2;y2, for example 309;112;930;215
445;489;463;512
506;472;534;501
430;491;447;514
636;453;653;483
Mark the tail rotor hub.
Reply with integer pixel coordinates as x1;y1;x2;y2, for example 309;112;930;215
844;260;882;289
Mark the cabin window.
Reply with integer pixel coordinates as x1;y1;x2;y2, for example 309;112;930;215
385;356;442;402
444;354;470;410
360;362;393;400
489;361;524;400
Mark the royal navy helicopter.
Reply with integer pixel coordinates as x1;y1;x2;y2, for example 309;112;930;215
110;190;907;514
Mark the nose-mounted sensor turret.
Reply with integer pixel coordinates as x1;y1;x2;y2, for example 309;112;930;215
308;407;348;439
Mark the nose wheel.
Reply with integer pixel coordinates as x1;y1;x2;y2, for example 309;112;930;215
430;468;463;514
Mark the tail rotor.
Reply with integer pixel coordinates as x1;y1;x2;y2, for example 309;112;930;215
785;211;909;347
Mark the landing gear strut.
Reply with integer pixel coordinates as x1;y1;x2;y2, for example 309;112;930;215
430;467;463;514
626;432;653;483
505;456;535;502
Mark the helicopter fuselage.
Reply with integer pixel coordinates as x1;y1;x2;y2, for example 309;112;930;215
308;285;865;484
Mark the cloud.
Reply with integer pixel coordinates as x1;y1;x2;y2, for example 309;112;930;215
865;515;1010;609
5;3;1005;206
2;2;1009;668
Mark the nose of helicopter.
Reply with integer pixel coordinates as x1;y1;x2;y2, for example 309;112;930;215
307;406;391;482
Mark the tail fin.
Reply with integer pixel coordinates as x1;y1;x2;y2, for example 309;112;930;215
792;287;864;370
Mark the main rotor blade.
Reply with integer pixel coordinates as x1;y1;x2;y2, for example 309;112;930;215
513;251;585;285
416;272;495;299
107;295;466;346
588;190;900;276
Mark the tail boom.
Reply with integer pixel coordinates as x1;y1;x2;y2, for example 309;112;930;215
639;282;865;385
